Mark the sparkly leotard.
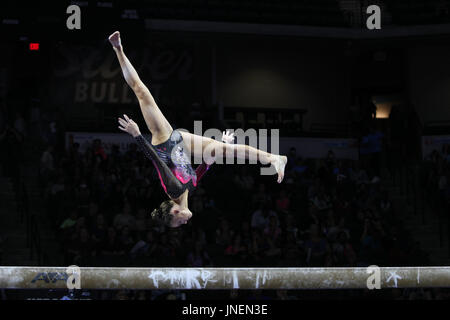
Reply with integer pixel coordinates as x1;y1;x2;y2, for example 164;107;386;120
134;130;210;199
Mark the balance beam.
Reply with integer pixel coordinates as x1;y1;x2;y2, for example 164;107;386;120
0;266;449;290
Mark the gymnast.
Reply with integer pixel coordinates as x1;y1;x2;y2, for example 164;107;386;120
109;31;287;228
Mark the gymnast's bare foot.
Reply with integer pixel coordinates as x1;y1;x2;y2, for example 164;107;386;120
108;31;122;50
271;155;287;183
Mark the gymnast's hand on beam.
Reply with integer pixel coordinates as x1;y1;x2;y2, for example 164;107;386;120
118;114;141;138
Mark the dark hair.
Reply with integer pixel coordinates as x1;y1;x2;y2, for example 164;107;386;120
151;200;175;227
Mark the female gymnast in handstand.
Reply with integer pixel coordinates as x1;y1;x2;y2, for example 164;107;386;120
109;31;287;228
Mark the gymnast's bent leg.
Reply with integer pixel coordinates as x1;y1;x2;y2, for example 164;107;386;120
180;131;287;183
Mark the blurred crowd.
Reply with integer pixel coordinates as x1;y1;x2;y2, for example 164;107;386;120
422;146;450;220
2;97;448;300
40;139;430;269
31;123;438;299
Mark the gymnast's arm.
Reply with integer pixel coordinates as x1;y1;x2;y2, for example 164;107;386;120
117;114;163;163
118;114;185;198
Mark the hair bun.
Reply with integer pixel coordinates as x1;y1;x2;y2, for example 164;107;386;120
151;208;161;220
150;200;175;227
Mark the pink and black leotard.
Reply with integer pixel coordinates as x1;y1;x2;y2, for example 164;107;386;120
134;129;210;199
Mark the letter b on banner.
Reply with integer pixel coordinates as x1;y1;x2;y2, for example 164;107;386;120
66;265;81;289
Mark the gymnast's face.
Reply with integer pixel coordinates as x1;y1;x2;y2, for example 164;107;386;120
169;204;192;228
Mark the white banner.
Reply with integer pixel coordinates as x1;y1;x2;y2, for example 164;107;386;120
422;135;450;159
66;132;359;160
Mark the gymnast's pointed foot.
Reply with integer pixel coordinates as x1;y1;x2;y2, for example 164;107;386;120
272;155;287;183
108;31;122;49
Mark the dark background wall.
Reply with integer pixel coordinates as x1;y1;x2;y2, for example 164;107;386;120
215;36;351;130
4;31;450;133
407;44;450;124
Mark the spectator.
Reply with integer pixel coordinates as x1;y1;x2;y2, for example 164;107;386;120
252;183;271;205
215;218;234;247
275;189;290;212
13;112;27;137
379;191;392;215
187;241;212;267
292;157;308;175
130;231;158;260
100;227;125;257
119;226;135;252
233;166;255;191
113;203;136;231
60;209;78;230
224;233;246;256
251;202;278;230
332;231;357;266
304;224;329;267
40;145;55;175
85;201;99;230
264;215;282;242
135;207;147;233
91;214;107;243
93;139;107;161
286;147;298;171
359;218;384;265
71;228;95;265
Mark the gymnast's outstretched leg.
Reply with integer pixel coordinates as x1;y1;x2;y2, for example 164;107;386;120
109;31;172;145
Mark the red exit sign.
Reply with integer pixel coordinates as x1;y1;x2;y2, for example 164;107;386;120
29;43;39;51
